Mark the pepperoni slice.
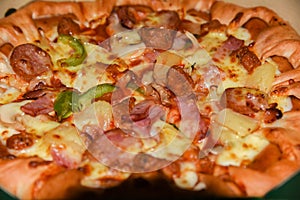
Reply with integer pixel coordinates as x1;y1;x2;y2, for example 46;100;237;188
10;43;52;81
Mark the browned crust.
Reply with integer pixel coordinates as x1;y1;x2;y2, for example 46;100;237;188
0;0;215;46
0;157;84;199
210;1;300;72
254;26;300;68
227;158;300;197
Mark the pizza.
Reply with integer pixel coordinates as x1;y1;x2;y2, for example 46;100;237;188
0;0;300;199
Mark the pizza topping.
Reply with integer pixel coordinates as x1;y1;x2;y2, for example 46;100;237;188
223;35;244;51
263;107;283;123
200;19;226;36
116;5;153;29
105;63;129;83
57;17;81;36
50;146;79;169
54;90;80;121
220;87;268;116
129;99;156;122
234;46;261;73
151;11;181;30
139;27;176;50
22;88;52;100
151;83;175;107
21;92;55;117
233;46;255;70
9;43;52;81
166;65;195;96
6;132;34;150
57;35;87;67
78;83;116;110
54;84;115;121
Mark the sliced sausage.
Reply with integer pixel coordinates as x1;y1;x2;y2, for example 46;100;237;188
130;100;155;122
139;27;176;50
243;17;268;40
263;107;283;123
223;35;244;51
116;5;153;29
200;19;226;36
21;92;55;116
155;11;180;30
166;65;195;97
10;43;52;81
137;10;180;49
6;133;34;150
57;17;80;36
234;46;261;73
221;87;268;115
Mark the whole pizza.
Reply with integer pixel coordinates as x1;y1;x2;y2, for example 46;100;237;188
0;0;300;199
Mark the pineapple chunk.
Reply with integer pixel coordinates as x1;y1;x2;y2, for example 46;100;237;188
246;62;276;93
214;108;260;137
156;51;182;67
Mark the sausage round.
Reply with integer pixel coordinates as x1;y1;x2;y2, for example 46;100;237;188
6;133;34;150
10;43;53;81
221;87;268;115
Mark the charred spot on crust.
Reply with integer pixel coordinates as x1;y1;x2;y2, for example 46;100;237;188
4;8;17;17
231;12;244;24
28;160;52;168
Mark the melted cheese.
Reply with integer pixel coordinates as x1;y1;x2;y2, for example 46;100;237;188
269;96;293;112
73;101;114;131
149;121;192;161
174;162;199;190
216;127;269;166
13;122;85;162
200;32;227;55
0;83;21;104
227;27;252;45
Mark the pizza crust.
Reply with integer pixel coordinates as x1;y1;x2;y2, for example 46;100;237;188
210;1;300;71
0;157;83;199
1;0;299;69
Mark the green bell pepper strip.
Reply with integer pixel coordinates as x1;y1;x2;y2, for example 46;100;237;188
54;84;115;121
57;34;87;67
78;83;116;110
54;90;81;121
